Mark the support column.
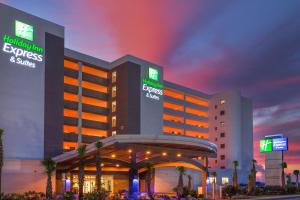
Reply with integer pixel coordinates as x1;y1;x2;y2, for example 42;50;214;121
55;171;64;194
201;157;208;198
77;62;83;144
128;153;138;198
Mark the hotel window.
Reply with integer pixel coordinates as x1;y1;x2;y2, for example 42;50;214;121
215;138;218;142
112;71;117;83
112;86;116;98
220;144;225;149
220;110;225;115
220;99;226;105
220;155;225;160
220;132;225;137
112;116;116;128
221;166;226;169
215;127;218;131
214;116;217;120
214;105;218;109
220;122;225;127
222;177;229;184
112;131;117;136
112;101;116;112
215;160;217;164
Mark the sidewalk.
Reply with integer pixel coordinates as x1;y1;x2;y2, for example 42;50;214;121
247;194;300;199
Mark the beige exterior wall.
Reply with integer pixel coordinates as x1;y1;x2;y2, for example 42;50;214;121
2;159;55;194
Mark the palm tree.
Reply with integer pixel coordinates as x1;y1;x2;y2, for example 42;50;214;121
281;162;287;188
77;145;86;200
41;157;56;199
286;174;292;186
233;160;239;189
0;129;4;196
211;171;217;199
95;141;103;193
145;162;154;199
293;170;299;187
187;174;192;192
176;166;185;198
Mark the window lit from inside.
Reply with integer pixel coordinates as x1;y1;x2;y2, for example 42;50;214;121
112;86;116;98
112;116;116;128
112;101;116;112
220;99;226;105
112;71;117;83
222;177;229;185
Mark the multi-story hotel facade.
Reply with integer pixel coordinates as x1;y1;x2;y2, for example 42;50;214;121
0;3;253;195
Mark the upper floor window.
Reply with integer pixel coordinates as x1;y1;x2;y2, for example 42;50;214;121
112;86;117;98
220;110;225;115
112;130;117;136
220;132;225;137
112;101;116;112
220;155;225;160
220;122;225;127
214;105;218;109
220;99;226;105
215;127;218;131
112;116;116;127
112;71;117;83
220;144;225;149
214;116;218;120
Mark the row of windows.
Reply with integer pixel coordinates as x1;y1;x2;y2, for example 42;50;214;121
163;102;208;118
163;114;208;129
164;88;209;107
163;126;208;139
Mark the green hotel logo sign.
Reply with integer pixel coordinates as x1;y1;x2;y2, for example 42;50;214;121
260;138;273;153
149;67;159;81
142;67;163;101
1;20;44;68
15;20;34;41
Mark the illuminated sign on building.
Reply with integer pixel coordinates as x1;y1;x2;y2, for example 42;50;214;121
142;67;163;101
1;20;44;68
260;137;288;153
149;67;158;81
273;138;288;151
15;20;33;41
260;138;273;153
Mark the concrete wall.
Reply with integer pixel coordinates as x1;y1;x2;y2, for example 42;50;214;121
154;167;202;193
208;91;253;184
2;159;55;193
0;3;64;160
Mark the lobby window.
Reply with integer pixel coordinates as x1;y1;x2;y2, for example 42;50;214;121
112;116;116;127
220;155;225;160
220;132;225;137
112;130;116;136
220;144;225;149
112;101;116;112
222;177;229;184
112;86;116;98
220;122;225;127
112;71;117;83
220;110;225;115
220;99;226;105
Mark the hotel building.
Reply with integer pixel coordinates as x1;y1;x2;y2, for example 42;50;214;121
0;3;253;195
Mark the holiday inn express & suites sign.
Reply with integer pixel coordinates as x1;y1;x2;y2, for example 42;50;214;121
260;137;288;153
142;67;163;101
1;20;44;68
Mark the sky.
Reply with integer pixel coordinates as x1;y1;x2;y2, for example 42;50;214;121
1;0;300;181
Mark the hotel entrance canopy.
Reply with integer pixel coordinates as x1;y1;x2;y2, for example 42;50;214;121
53;134;217;196
54;134;217;171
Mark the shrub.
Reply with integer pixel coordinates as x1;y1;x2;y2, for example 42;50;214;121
59;191;75;200
264;185;286;195
84;191;109;200
286;186;298;194
222;185;237;199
